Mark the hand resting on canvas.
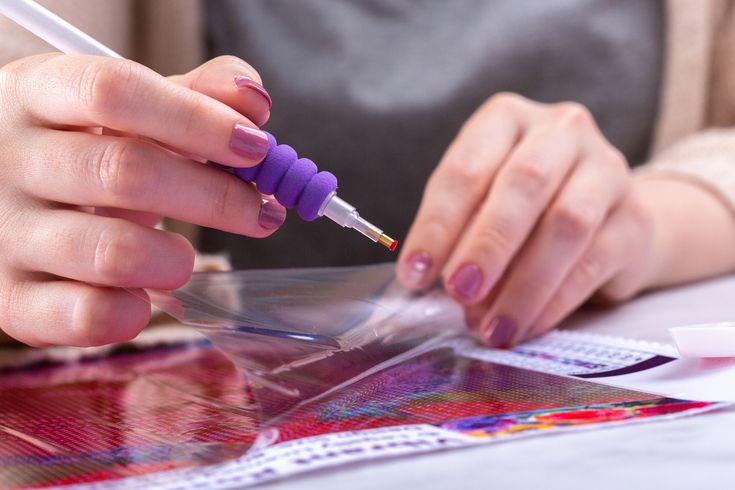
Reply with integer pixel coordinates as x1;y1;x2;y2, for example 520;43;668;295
398;93;735;348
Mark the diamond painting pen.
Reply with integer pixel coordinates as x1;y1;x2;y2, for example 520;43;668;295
0;0;399;252
236;132;398;251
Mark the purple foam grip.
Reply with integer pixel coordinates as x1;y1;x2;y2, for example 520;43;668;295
235;132;339;220
255;144;296;195
275;157;317;208
298;171;338;221
234;162;260;182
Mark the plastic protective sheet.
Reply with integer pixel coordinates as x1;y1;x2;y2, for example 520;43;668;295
147;263;467;424
0;264;725;489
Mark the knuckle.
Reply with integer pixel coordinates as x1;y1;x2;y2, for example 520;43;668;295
92;140;143;199
553;101;594;127
93;225;144;284
76;59;139;118
472;215;517;258
437;153;489;191
605;146;628;171
593;145;630;181
485;92;527;113
549;204;597;240
419;212;454;243
505;157;552;195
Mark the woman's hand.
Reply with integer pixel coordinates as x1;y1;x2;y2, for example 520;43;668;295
398;93;658;347
0;54;282;347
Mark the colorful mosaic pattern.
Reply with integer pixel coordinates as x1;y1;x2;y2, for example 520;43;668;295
0;342;716;489
268;348;694;441
0;343;259;488
440;399;712;437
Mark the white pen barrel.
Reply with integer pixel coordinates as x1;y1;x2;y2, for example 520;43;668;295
0;0;120;57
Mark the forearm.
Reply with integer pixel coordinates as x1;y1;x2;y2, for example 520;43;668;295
636;175;735;290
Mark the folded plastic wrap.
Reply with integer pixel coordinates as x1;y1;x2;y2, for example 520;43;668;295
148;263;467;424
5;265;726;488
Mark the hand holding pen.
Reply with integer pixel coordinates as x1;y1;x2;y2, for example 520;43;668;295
0;1;324;345
0;0;397;347
0;51;285;346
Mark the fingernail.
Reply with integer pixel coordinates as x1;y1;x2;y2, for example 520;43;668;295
484;316;517;348
448;263;483;300
234;75;272;109
402;251;432;288
258;198;286;230
231;124;269;162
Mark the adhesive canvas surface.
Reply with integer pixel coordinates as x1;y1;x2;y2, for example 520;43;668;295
0;333;724;489
1;265;731;489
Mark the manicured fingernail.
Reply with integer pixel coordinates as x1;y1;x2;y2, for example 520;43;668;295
258;198;286;230
234;75;272;109
402;251;432;288
231;124;269;162
484;316;517;348
448;263;483;300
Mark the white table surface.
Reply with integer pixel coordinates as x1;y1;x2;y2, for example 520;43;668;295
265;274;735;490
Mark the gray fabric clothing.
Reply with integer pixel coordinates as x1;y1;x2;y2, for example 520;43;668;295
202;0;664;269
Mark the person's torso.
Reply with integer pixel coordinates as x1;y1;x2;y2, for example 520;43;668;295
202;0;663;268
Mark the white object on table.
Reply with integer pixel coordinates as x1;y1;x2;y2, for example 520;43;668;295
670;322;735;358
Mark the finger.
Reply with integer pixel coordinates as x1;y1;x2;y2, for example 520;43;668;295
101;126;208;163
21;129;285;237
529;197;645;337
13;54;269;168
476;151;628;347
11;209;194;289
0;280;150;347
442;113;586;305
463;282;504;331
398;94;537;290
169;55;271;127
95;207;162;228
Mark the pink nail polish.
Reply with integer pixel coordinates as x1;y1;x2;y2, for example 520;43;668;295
258;198;286;230
448;263;483;301
484;316;517;348
231;124;269;162
403;251;432;288
234;75;272;109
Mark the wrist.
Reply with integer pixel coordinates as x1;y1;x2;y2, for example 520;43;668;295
633;174;735;289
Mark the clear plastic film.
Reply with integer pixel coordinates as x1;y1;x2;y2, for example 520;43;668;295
148;263;466;424
2;264;722;488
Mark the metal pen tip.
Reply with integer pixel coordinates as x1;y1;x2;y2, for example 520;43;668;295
378;233;399;252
